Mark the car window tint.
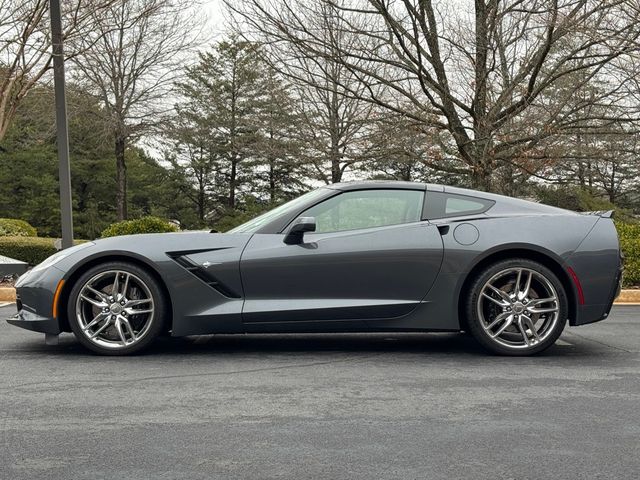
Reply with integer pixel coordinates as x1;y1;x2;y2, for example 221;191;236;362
445;197;488;215
302;189;424;233
424;191;495;219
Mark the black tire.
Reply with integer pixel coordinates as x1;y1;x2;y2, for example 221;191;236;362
464;258;568;356
67;261;168;355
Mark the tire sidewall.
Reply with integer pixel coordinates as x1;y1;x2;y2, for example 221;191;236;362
465;258;568;356
67;261;167;355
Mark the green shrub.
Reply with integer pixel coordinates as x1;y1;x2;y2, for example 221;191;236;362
101;216;178;238
616;221;640;287
0;218;37;237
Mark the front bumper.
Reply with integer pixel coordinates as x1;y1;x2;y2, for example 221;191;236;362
5;266;66;334
7;309;59;334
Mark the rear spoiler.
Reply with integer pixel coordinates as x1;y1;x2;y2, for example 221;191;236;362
581;210;614;219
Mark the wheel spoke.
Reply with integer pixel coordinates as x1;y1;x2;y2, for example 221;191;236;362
80;294;108;309
527;306;559;314
85;285;108;301
517;318;532;346
522;272;533;298
125;298;152;307
482;292;508;307
487;311;512;330
527;297;556;307
490;315;514;338
121;273;130;297
114;318;127;346
522;271;533;299
82;312;107;331
120;316;137;342
112;272;120;297
514;269;522;295
88;317;112;339
125;308;153;316
522;315;540;342
487;284;512;303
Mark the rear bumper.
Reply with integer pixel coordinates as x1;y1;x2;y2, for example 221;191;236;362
572;266;622;326
567;217;622;326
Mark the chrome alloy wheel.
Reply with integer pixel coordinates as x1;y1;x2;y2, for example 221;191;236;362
75;270;155;349
477;267;560;349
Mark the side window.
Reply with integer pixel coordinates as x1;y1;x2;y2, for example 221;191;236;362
301;189;425;233
424;191;495;219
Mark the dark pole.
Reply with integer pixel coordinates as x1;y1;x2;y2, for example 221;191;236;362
50;0;74;249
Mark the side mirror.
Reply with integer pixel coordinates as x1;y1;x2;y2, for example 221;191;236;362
284;217;316;244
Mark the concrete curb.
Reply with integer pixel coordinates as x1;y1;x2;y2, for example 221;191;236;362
614;289;640;304
0;286;639;305
0;287;16;302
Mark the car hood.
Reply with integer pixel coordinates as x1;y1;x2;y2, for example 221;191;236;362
51;231;254;275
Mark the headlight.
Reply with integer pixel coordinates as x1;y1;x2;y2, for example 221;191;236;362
30;242;95;273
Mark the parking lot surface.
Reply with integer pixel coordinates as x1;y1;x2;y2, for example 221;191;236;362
1;304;639;479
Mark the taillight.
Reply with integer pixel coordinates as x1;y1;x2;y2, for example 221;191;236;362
567;267;585;305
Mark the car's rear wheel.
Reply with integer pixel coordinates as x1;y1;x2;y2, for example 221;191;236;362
464;258;568;356
67;261;167;355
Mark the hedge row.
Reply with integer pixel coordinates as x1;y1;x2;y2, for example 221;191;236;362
0;216;178;266
0;236;87;266
616;222;640;288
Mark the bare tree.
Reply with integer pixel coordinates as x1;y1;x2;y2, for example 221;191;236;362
228;0;379;184
365;108;456;183
229;0;640;191
0;0;118;142
72;0;201;220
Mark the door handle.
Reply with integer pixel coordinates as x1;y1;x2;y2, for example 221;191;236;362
437;225;450;235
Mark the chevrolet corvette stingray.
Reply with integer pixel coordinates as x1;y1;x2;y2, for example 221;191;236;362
8;181;622;355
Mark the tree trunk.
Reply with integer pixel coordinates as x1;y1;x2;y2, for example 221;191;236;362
609;162;617;204
470;162;492;192
229;159;237;208
198;178;205;223
269;159;276;203
331;154;342;183
115;136;127;221
0;117;11;143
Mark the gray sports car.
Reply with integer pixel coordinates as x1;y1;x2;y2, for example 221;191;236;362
7;181;623;356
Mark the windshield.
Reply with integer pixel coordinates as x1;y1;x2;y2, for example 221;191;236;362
228;188;329;234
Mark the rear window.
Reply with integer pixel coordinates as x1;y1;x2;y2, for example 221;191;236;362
424;191;494;219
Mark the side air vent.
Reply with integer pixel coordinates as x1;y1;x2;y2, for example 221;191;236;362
169;254;241;298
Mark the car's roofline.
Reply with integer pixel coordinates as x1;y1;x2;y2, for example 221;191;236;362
442;184;576;215
327;181;576;216
327;180;429;191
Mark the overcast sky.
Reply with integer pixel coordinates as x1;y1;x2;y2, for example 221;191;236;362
204;0;227;38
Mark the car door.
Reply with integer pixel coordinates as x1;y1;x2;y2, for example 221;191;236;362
239;188;444;328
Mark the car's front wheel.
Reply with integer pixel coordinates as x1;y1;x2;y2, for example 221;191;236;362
464;258;568;356
67;261;167;355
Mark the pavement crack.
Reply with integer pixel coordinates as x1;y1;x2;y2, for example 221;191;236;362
5;354;380;391
565;331;632;353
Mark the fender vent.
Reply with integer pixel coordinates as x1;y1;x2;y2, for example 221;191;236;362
169;254;241;298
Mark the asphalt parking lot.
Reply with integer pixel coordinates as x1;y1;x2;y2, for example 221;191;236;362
1;304;639;479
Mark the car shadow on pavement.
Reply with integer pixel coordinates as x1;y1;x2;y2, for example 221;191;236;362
8;330;607;359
